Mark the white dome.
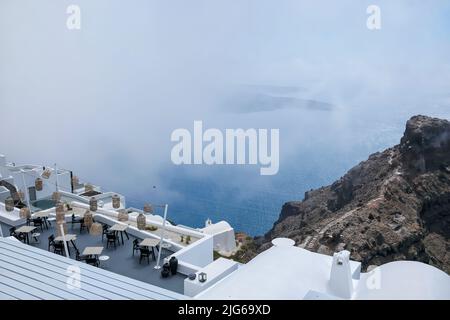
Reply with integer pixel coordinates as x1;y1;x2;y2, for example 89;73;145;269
355;261;450;300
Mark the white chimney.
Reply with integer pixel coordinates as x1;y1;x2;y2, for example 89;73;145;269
329;250;354;299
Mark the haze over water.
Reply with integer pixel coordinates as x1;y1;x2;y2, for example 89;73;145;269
1;1;450;235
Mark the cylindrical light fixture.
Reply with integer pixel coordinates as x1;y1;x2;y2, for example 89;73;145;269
5;197;14;212
85;183;94;193
72;176;79;186
35;178;43;191
19;207;30;219
198;272;207;283
90;222;103;235
84;210;94;229
55;203;65;224
118;209;129;222
52;191;61;202
89;197;98;212
55;221;68;236
112;194;120;209
137;213;146;230
143;203;153;214
41;168;51;179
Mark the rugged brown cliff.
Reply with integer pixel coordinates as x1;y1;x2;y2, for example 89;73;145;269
252;115;450;273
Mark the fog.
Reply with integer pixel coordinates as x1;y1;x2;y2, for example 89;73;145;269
1;0;450;234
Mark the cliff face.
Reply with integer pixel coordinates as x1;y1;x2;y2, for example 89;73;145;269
255;115;450;273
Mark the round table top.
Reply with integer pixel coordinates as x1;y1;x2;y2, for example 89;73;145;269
160;243;171;249
98;255;110;261
271;238;295;247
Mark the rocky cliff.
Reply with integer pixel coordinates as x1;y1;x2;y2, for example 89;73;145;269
253;115;450;273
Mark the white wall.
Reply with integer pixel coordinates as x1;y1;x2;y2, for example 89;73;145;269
167;235;214;275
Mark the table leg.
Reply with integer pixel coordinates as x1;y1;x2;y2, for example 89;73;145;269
124;231;129;240
120;231;124;245
151;247;156;260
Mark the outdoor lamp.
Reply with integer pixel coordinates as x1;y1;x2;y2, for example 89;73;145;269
35;178;43;191
41;168;51;179
137;213;146;230
90;222;103;235
118;209;129;222
5;197;14;212
112;194;120;209
20;207;30;219
143;203;153;214
84;210;93;229
89;197;98;211
52;191;61;202
198;272;207;283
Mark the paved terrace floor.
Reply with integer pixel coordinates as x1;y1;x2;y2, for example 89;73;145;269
0;222;186;295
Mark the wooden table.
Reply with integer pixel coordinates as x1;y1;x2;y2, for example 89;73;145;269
15;226;36;244
55;234;77;255
109;223;129;245
139;238;159;247
54;234;77;242
33;212;50;229
139;238;159;260
82;246;104;256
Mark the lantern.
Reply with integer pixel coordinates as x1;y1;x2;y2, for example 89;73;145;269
137;213;146;230
143;203;153;214
41;168;51;179
35;178;43;191
89;197;98;211
55;203;65;224
55;221;68;237
20;207;30;219
72;176;79;186
5;197;14;212
52;191;61;202
118;209;129;222
85;183;94;193
112;194;120;209
198;272;207;283
89;222;103;235
84;210;93;229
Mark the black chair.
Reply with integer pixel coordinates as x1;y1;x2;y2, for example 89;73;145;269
101;224;109;242
79;218;86;233
75;249;99;267
10;227;26;243
106;233;118;249
85;257;99;267
48;234;55;251
75;249;86;261
31;217;44;232
132;239;140;256
52;241;65;256
139;247;151;264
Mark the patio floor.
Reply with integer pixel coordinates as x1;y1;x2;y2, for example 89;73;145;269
1;221;186;295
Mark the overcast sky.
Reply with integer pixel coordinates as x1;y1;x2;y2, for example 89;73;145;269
1;1;450;231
